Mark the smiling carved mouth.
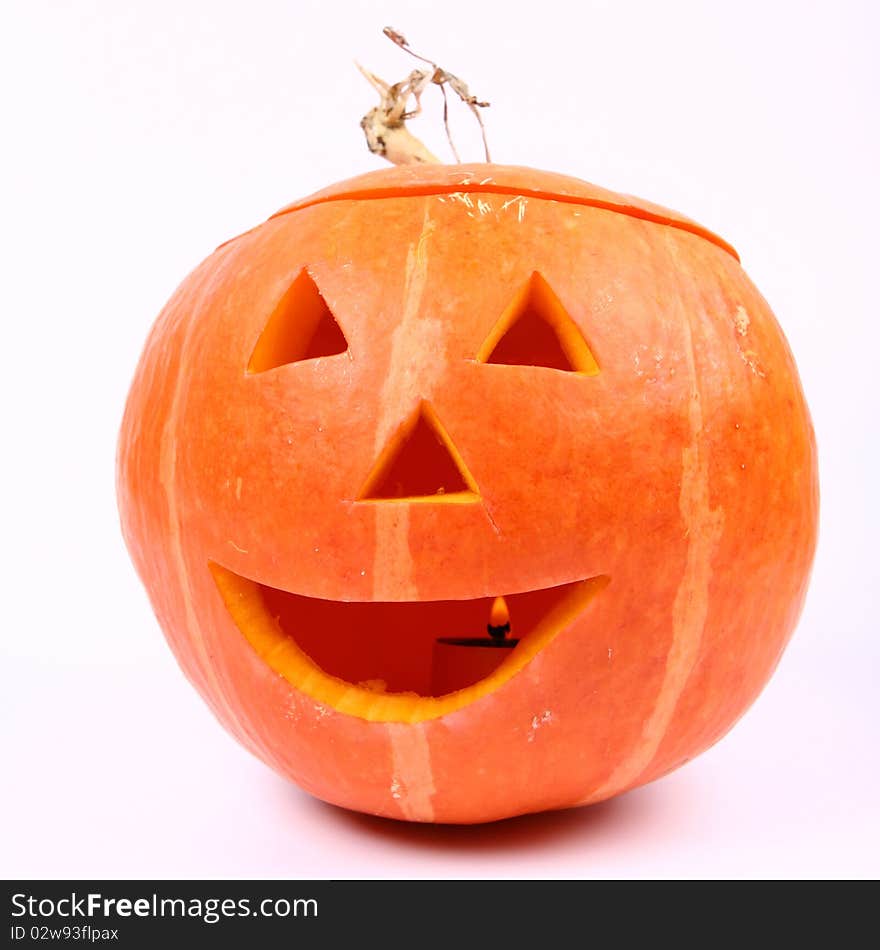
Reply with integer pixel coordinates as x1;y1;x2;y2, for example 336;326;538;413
210;563;609;722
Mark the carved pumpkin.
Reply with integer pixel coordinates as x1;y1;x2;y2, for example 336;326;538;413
117;164;817;823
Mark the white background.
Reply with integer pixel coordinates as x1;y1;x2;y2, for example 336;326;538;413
2;0;878;878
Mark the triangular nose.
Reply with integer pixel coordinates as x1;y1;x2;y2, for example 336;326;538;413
358;403;480;502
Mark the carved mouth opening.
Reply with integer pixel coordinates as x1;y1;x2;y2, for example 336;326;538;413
210;563;609;722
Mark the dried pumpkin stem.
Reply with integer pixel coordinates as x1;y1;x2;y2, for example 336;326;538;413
358;26;491;166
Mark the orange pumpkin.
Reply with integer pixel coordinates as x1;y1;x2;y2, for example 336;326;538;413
117;164;817;823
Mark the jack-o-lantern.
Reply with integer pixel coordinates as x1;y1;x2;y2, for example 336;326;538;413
117;164;817;823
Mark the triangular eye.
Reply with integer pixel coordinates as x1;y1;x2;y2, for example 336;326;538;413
358;403;480;502
247;269;348;373
476;272;599;374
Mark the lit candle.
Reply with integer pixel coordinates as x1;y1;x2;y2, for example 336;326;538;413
431;596;520;695
487;595;512;641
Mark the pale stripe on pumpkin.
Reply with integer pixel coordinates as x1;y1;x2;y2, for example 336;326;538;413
159;254;281;769
388;722;436;822
371;208;443;601
579;232;725;804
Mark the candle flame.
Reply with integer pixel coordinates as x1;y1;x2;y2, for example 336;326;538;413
489;596;509;628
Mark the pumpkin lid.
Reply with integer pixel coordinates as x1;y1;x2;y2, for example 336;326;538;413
269;163;739;261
